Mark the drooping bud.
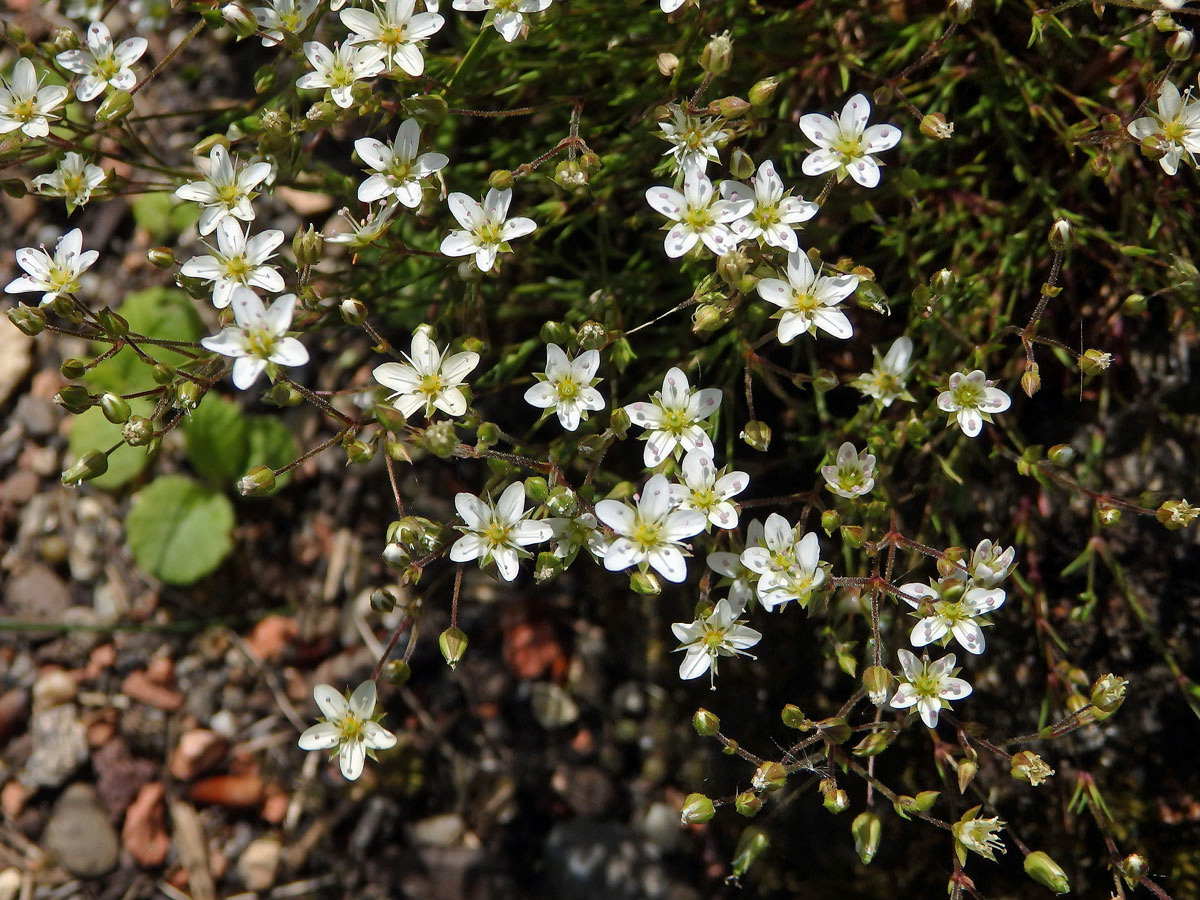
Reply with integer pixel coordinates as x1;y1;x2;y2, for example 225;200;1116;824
862;665;894;706
1024;850;1071;894
656;52;679;77
948;0;974;23
438;626;468;669
382;659;412;686
370;589;397;613
751;762;788;793
781;704;811;730
95;90;134;124
61;358;88;380
630;570;661;595
61;450;109;485
957;758;978;793
99;392;131;424
488;169;514;191
1048;444;1075;465
1118;853;1147;889
340;298;368;325
740;420;771;451
374;404;407;432
852;732;892;757
700;31;733;76
237;465;277;496
820;508;841;536
729;148;755;180
147;246;175;269
710;96;751;119
730;827;769;878
734;790;762;817
7;304;45;335
680;792;715;825
1167;28;1194;60
475;421;500;451
55;385;94;414
1022;362;1041;397
822;785;850;814
851;812;882;864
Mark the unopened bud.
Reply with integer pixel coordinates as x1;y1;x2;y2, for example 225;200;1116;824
656;52;679;77
340;297;367;325
1123;293;1147;315
423;420;458;458
1011;750;1055;786
1119;853;1147;889
894;790;940;819
920;112;954;140
62;449;108;485
852;812;882;864
931;268;956;292
1096;501;1121;527
7;304;45;335
122;416;154;446
730;827;769;878
1024;851;1070;894
345;438;374;464
61;358;87;380
840;525;866;548
823;786;850;814
852;731;892;757
576;320;606;351
690;303;725;333
1090;673;1128;713
734;790;762;817
862;665;895;706
147;246;175;269
95;90;134;124
382;659;411;685
55;384;94;414
96;308;129;338
629;570;661;595
1048;219;1072;251
820;508;841;536
404;92;448;126
710;96;750;119
374;404;407;432
957;759;978;793
1079;348;1112;375
741;420;771;451
1090;154;1112;177
680;792;715;825
692;708;720;736
1021;362;1040;397
99;392;131;424
948;0;974;22
816;717;851;744
700;30;733;76
488;169;514;191
292;224;323;267
238;465;277;496
221;3;258;37
475;422;500;451
781;704;811;730
370;588;397;613
1167;28;1194;60
751;762;788;793
253;65;277;95
748;75;779;106
438;626;468;669
729;148;755;180
1047;444;1075;465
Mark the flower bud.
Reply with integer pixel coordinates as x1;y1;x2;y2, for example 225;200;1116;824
1048;443;1075;465
538;320;572;346
609;406;631;439
423;420;458;458
404;92;448;125
734;790;762;817
948;0;974;22
554;159;588;189
292;224;323;267
1122;293;1147;315
55;384;94;414
752;762;788;793
823;786;850;814
656;52;679;77
475;421;500;450
748;75;779;106
816;717;851;744
957;758;978;793
95;90;134;124
852;812;882;864
488;169;514;191
692;708;720;736
264;381;302;406
710;96;751;119
383;659;411;686
840;525;866;549
629;570;661;595
680;792;715;825
576;320;607;351
862;665;894;706
852;732;892;757
382;541;408;569
1048;219;1072;251
1119;853;1147;888
238;465;277;496
690;303;725;333
438;626;468;669
740;420;771;451
99;392;131;424
121;415;154;446
253;65;277;95
1079;348;1112;375
894;790;940;819
731;827;770;878
96;308;129;338
700;31;733;76
221;3;258;37
339;298;368;325
7;304;46;335
147;246;175;269
1011;750;1055;786
1167;28;1194;60
729;149;756;181
1096;501;1121;527
61;358;88;380
1024;851;1070;894
1090;154;1112;177
1090;673;1128;713
920;112;954;140
62;449;108;485
820;508;841;536
781;704;810;729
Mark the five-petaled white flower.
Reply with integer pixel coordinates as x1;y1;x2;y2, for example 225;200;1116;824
821;441;876;499
900;574;1005;655
32;152;106;211
355;118;448;207
968;538;1016;589
175;144;274;236
672;597;762;687
326;201;399;248
658;106;727;174
0;58;69;139
720;160;818;252
372;327;480;419
342;0;445;74
298;680;397;781
200;288;309;390
252;0;321;46
669;453;748;530
180;218;285;309
889;649;972;728
440;188;537;272
595;474;706;583
707;517;764;609
1127;80;1200;176
937;369;1010;437
296;41;387;109
756;248;859;343
645;162;752;258
5;228;99;305
740;513;825;611
799;93;902;189
852;336;914;407
449;482;554;580
56;21;147;102
624;366;722;467
451;0;552;42
523;343;605;431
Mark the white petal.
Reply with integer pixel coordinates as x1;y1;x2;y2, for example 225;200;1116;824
314;684;349;720
298;722;341;750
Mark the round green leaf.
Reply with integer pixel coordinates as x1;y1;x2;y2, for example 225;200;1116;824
125;475;234;585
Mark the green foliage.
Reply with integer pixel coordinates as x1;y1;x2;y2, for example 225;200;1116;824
67;404;154;490
124;475;235;584
84;287;203;395
183;394;297;490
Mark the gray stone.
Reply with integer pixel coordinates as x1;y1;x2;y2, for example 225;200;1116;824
42;783;120;878
22;704;87;789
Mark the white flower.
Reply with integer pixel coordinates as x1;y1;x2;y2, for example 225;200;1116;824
298;680;397;781
451;0;552;42
660;0;690;12
707;517;764;609
851;336;914;407
968;539;1016;589
755;248;858;343
440;188;536;272
548;510;608;563
671;597;762;687
32;152;106;211
200;288;309;390
1127;81;1200;176
326;201;399;248
355;118;448;207
449;482;554;580
900;575;1005;655
595;474;706;583
623;366;722;467
658;106;727;173
174;144;273;236
821;441;876;499
523;343;604;431
180;219;285;308
936;369;1010;437
669;453;748;530
4;228;99;305
343;0;445;73
645;162;751;258
889;649;972;728
296;41;386;109
799;93;902;189
56;21;147;102
252;0;321;47
719;160;818;252
372;328;479;419
740;514;825;611
952;808;1007;863
0;58;69;139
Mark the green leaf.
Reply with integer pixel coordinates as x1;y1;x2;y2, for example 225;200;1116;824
67;403;154;490
184;394;249;484
85;287;204;394
130;193;202;243
125;475;235;585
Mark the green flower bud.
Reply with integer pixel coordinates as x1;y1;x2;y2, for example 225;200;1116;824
122;415;154;446
55;384;94;414
862;665;894;706
816;717;851;744
345;438;375;464
238;465;277;496
99;392;131;424
375;404;407;432
629;570;661;595
957;759;978;794
852;732;892;757
609;406;631;439
340;298;367;326
690;303;725;334
7;304;45;335
61;358;88;380
710;95;751;119
382;542;409;569
292;224;324;268
1090;154;1112;177
488;169;515;191
840;525;866;549
731;827;770;878
475;422;500;451
751;762;788;793
538;320;572;345
851;812;882;865
1022;362;1041;397
1011;750;1055;786
424;420;458;458
741;420;771;451
692;708;720;736
609;335;636;371
1048;218;1072;251
147;246;175;269
253;64;277;95
699;30;733;76
748;75;779;106
382;659;411;686
1047;443;1075;465
1024;850;1071;894
62;449;108;485
370;589;397;613
930;267;956;293
438;626;468;669
729;148;755;180
948;0;974;23
781;704;810;730
735;790;763;817
95;90;134;124
1096;501;1121;527
1119;853;1147;889
823;786;850;814
680;793;716;825
820;508;841;536
95;308;129;338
